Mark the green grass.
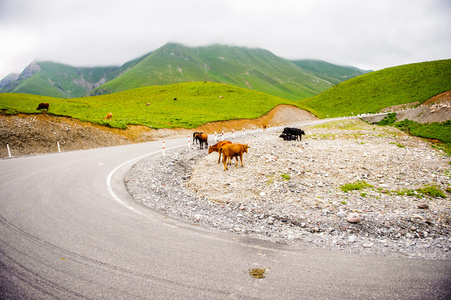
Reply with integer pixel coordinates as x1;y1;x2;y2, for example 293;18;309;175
300;60;451;118
280;174;291;181
340;180;373;192
417;184;447;198
0;82;312;129
377;114;451;155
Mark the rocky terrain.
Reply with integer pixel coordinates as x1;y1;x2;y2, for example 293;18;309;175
126;119;451;260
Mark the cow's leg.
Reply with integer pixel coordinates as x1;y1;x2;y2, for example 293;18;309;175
218;152;221;164
223;155;228;171
239;154;244;167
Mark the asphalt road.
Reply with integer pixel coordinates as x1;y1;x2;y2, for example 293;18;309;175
1;129;450;299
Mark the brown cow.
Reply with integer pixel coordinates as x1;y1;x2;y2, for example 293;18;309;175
194;133;208;149
105;113;113;120
37;103;49;111
208;141;232;163
219;143;249;171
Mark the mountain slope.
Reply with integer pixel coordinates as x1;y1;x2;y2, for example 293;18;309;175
291;59;372;85
300;59;451;118
0;53;152;98
0;61;119;98
1;43;370;100
90;43;336;100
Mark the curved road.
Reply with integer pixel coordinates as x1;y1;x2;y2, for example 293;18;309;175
1;130;450;299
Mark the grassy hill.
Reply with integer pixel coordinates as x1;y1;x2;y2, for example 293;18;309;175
300;59;451;118
91;43;335;100
291;59;372;85
0;82;312;129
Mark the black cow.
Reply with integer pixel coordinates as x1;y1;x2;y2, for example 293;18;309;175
194;133;208;149
279;133;298;141
193;132;204;145
281;127;305;141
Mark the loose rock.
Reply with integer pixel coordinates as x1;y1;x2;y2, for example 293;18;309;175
126;119;451;260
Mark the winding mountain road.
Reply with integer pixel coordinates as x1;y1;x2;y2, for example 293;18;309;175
1;130;450;299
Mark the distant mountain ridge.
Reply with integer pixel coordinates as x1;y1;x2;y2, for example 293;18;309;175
0;43;371;99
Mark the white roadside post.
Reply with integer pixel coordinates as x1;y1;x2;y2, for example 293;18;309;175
188;135;190;148
162;140;165;156
57;142;61;153
221;131;224;141
243;128;246;136
7;144;11;158
232;129;235;139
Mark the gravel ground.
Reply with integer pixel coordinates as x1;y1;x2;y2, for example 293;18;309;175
125;119;451;260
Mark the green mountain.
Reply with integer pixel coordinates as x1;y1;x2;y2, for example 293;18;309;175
0;61;118;98
291;59;372;85
300;59;451;118
1;43;369;100
91;43;346;100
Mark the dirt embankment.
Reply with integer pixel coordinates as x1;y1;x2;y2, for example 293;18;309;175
0;105;317;159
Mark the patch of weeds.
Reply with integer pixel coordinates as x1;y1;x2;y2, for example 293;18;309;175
396;189;423;198
341;200;347;205
360;192;367;197
377;113;397;125
280;174;291;181
417;184;447;198
249;268;266;279
340;180;373;193
266;175;274;185
446;186;451;194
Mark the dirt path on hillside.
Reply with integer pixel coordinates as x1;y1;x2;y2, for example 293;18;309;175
0;105;317;158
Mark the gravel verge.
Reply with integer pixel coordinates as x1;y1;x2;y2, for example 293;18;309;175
125;119;451;260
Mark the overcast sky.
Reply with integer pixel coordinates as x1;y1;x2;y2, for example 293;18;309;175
1;0;450;80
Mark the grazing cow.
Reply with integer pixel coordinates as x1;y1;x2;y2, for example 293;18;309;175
37;103;49;111
194;133;208;149
281;127;305;141
208;141;232;163
220;143;249;171
192;132;205;145
105;113;113;120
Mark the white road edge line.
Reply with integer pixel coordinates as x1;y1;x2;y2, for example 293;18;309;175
106;144;185;216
